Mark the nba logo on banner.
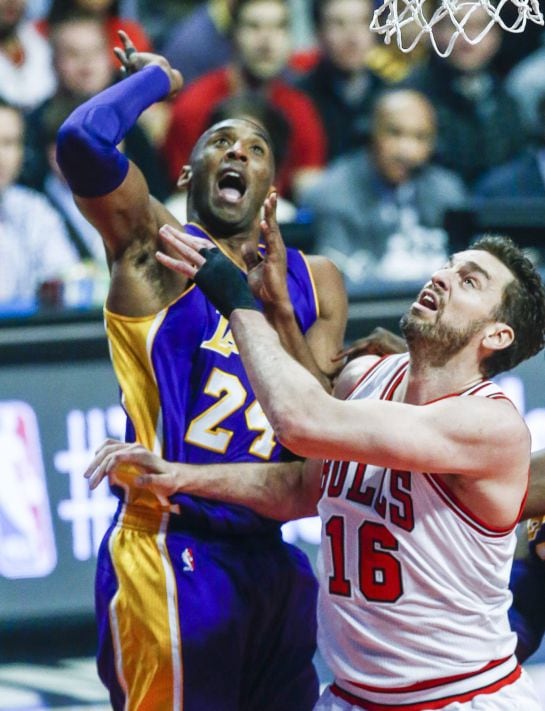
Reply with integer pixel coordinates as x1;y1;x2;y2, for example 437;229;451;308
0;401;57;578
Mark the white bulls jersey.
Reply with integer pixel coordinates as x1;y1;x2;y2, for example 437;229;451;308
317;353;523;709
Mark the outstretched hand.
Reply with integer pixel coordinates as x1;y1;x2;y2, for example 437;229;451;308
84;439;180;498
156;224;212;280
156;225;259;318
242;192;291;312
114;30;183;98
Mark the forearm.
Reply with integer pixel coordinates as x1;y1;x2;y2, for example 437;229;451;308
56;66;170;198
172;459;317;521
266;303;331;391
231;309;328;450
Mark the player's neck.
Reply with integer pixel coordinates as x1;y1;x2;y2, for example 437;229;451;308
402;355;484;405
192;222;260;271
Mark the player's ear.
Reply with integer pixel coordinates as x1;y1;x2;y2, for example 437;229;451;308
482;322;514;352
177;165;192;190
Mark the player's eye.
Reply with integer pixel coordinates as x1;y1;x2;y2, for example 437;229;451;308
251;144;265;156
214;136;230;147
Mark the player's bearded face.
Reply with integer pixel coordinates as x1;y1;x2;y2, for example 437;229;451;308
400;309;489;367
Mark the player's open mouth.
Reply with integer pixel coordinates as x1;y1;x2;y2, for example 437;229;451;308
418;290;438;311
218;171;247;203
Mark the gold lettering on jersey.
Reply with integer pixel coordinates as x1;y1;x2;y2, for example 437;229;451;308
201;316;240;357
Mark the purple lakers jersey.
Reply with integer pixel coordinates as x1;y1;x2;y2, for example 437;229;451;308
104;223;319;533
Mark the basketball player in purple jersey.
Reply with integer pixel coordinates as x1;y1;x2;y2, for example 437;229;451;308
138;227;545;709
56;33;347;710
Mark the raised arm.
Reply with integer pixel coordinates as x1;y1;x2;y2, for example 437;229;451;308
85;440;322;521
56;32;185;315
250;196;347;388
228;311;527;473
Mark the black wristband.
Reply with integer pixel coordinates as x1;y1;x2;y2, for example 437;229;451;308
194;248;260;318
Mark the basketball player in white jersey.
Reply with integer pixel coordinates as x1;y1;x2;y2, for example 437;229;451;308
112;214;543;711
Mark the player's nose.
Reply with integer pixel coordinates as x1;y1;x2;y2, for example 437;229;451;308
226;141;248;162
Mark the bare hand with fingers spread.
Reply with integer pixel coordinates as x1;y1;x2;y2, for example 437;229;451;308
244;192;291;312
84;439;178;496
114;30;183;98
157;224;261;318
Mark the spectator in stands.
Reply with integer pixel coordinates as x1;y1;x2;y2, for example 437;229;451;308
405;6;525;186
295;0;387;162
506;34;545;136
0;0;56;111
300;89;467;296
162;0;327;201
160;0;317;88
0;100;80;307
23;16;168;199
474;93;545;199
165;92;298;224
37;0;153;64
161;0;237;87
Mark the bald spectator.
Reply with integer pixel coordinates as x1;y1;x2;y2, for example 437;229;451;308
295;0;387;162
300;90;467;295
162;0;327;201
0;0;56;111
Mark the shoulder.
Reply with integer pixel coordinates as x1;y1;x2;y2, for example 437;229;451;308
305;253;344;287
269;79;322;111
5;184;53;210
302;151;365;206
474;164;517;198
419;164;467;198
19;21;49;45
507;46;545;84
333;355;381;400
175;68;228;103
304;254;347;316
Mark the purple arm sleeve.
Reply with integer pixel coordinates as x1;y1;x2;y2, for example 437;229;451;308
56;65;171;198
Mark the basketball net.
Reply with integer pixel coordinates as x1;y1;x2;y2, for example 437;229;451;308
370;0;544;57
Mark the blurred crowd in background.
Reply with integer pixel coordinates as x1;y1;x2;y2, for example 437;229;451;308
1;0;545;310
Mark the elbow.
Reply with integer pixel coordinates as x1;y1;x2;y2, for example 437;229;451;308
56;112;92;175
273;405;321;459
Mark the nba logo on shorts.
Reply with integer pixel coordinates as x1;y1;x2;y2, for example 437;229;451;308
0;401;57;578
182;547;195;572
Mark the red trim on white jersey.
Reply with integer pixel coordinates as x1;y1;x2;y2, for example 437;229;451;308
344;655;513;693
348;354;410;403
421;378;524;535
330;662;521;710
424;473;521;536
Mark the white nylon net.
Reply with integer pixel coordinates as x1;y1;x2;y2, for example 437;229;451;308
369;0;544;57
